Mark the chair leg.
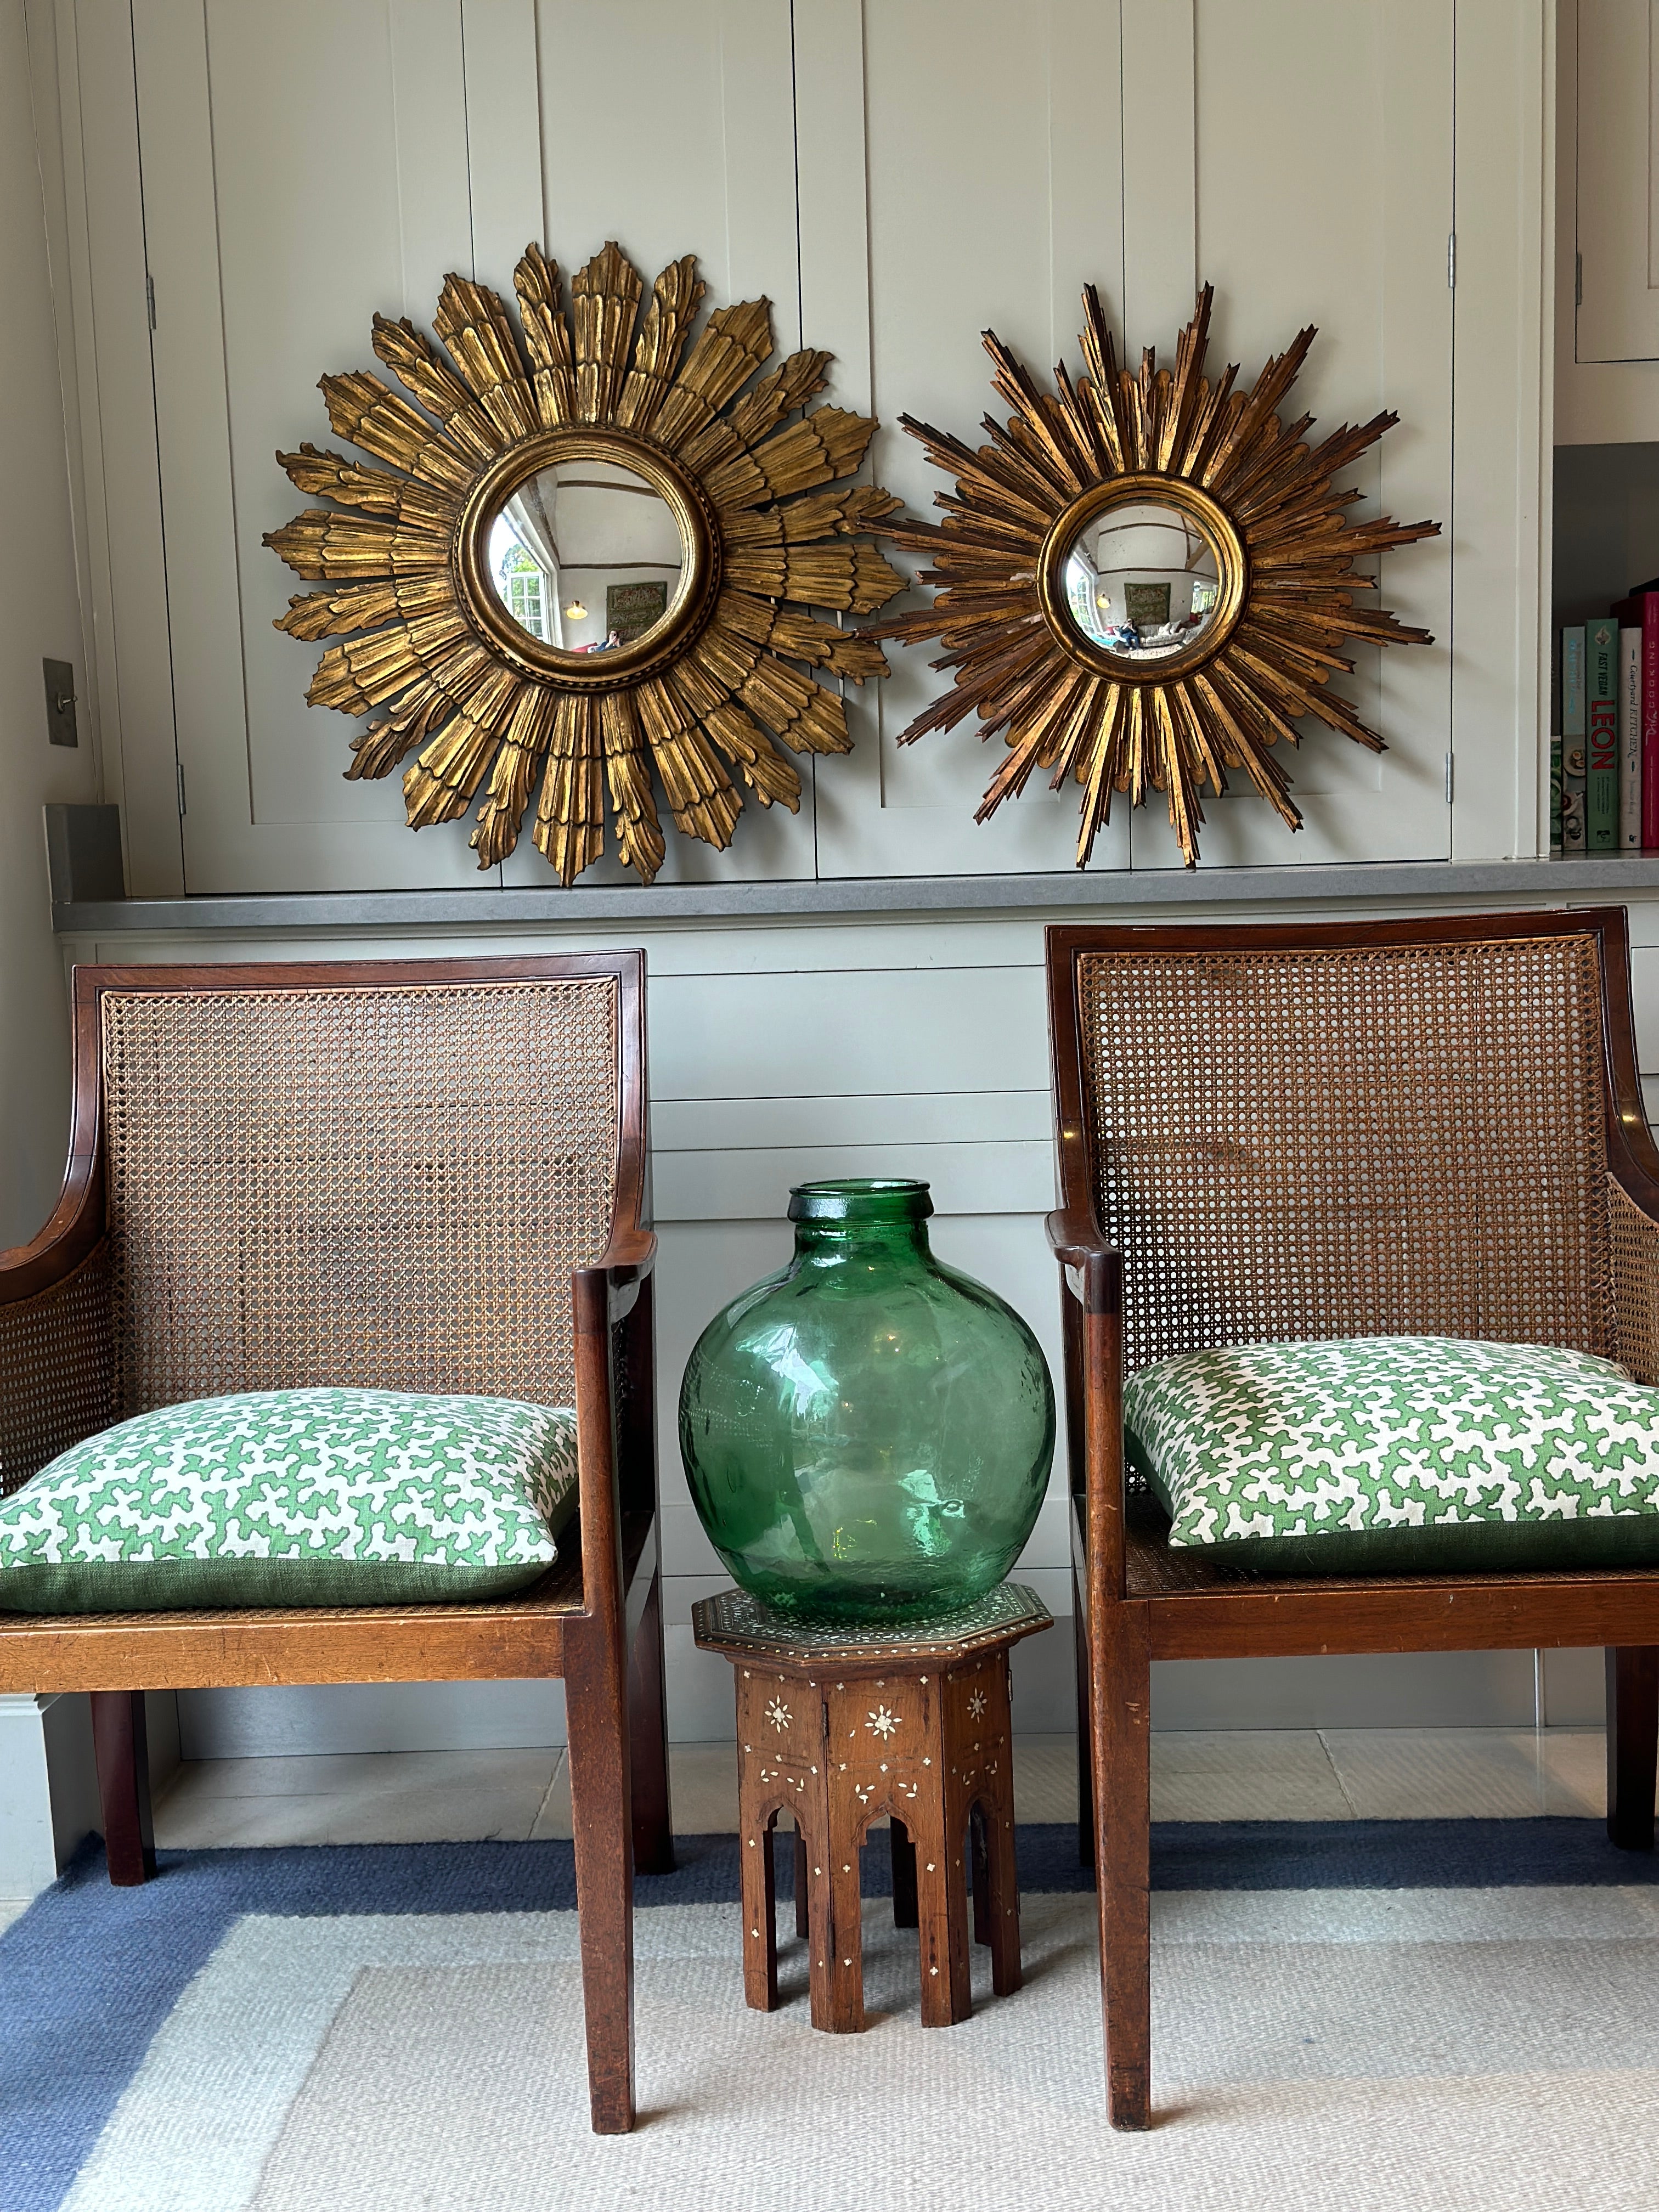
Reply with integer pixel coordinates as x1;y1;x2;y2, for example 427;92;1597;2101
743;1815;781;2011
813;1787;867;2033
891;1817;919;1928
91;1691;155;1887
982;1785;1023;2000
564;1617;636;2134
1074;1568;1094;1870
970;1803;992;1947
1606;1646;1659;1852
1094;1600;1152;2130
628;1559;674;1876
914;1801;973;2028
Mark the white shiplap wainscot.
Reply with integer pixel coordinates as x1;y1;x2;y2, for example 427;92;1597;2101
58;879;1659;1758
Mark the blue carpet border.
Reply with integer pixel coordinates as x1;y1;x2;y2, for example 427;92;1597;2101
2;1818;1654;2212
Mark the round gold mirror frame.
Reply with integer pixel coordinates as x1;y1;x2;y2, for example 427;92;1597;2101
866;283;1441;870
454;426;721;691
1035;473;1246;686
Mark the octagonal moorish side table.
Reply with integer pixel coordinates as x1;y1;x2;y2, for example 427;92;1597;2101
692;1583;1052;2033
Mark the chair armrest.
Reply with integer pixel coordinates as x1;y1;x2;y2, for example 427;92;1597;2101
0;1136;114;1491
583;1226;657;1322
0;1133;104;1308
1046;1206;1122;1308
1046;1207;1128;1596
0;1240;116;1493
1607;1166;1659;1384
569;1228;661;1624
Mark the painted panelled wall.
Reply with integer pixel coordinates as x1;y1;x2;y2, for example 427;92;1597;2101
0;0;107;1893
41;0;1550;902
28;0;1568;1757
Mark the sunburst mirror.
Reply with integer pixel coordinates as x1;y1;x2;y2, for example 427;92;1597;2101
868;285;1441;867
265;243;905;883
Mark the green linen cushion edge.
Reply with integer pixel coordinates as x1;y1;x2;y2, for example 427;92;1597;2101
1123;1336;1659;1578
0;1387;580;1615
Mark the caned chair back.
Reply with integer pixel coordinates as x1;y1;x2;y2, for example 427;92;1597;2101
1048;912;1659;1380
91;958;633;1417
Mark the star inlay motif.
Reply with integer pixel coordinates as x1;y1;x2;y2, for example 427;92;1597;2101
866;1705;900;1740
765;1697;792;1733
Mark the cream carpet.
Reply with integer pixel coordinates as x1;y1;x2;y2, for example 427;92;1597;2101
51;1883;1659;2212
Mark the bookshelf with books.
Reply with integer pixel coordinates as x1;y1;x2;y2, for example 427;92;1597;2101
1550;442;1659;862
1554;592;1657;856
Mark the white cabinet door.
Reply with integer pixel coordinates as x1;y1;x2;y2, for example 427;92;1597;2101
130;0;804;895
805;0;1452;882
803;0;1134;881
501;0;811;888
133;0;485;894
1576;0;1659;363
1130;0;1453;872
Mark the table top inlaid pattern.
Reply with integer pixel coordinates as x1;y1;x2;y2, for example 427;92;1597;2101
692;1582;1052;1666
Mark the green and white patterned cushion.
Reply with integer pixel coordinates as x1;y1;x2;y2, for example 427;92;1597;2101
0;1388;580;1614
1124;1336;1659;1577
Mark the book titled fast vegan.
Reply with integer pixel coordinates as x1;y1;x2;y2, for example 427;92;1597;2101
1622;624;1644;848
1587;617;1620;852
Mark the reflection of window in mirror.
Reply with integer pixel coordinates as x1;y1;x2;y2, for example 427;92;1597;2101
1065;562;1097;634
495;535;552;644
487;456;685;654
491;514;562;646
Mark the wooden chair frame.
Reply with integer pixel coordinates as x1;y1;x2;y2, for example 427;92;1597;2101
1046;909;1659;2130
0;952;670;2134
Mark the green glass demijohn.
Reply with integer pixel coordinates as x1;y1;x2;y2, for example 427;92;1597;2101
678;1180;1055;1623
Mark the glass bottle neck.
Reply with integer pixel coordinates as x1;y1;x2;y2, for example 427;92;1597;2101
786;1178;934;1266
792;1217;933;1266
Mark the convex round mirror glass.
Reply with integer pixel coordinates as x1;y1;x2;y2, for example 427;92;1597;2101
1059;499;1223;662
486;456;688;656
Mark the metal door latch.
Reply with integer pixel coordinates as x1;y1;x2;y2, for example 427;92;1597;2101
43;659;77;748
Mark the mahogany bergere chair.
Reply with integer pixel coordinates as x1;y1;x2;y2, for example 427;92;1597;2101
0;953;669;2134
1046;909;1659;2130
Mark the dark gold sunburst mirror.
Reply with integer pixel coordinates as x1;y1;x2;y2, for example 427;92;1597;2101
868;284;1441;867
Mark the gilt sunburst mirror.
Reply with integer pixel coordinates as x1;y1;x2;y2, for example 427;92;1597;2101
868;284;1441;867
265;242;905;883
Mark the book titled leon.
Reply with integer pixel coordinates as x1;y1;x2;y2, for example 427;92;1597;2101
1586;617;1618;851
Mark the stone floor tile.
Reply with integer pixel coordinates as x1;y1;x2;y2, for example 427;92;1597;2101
1318;1728;1547;1819
1150;1729;1353;1821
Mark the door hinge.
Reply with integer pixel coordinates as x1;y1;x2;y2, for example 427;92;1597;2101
1447;232;1456;289
176;761;186;818
146;273;156;331
1575;250;1583;308
1445;752;1455;805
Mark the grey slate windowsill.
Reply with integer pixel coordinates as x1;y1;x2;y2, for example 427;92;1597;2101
50;854;1659;933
